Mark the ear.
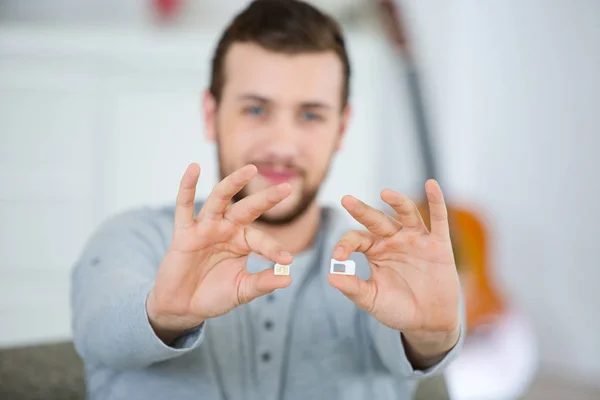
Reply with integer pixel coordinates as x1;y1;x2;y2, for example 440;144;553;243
334;104;352;152
203;90;218;143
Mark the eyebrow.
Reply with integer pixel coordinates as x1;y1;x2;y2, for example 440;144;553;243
237;94;269;103
301;102;332;110
237;93;332;110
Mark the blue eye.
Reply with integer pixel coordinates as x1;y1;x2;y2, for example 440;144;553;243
247;106;264;116
302;111;321;121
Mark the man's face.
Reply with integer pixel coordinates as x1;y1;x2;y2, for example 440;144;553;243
204;43;350;224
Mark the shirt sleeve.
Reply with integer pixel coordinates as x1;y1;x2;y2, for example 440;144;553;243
71;208;206;370
367;294;466;379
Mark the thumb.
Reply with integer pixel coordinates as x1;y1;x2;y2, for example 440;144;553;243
327;274;376;312
237;269;291;305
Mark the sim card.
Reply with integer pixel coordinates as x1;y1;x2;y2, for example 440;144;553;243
274;263;290;276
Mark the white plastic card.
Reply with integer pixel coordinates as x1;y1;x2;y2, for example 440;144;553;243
329;259;356;275
274;263;290;276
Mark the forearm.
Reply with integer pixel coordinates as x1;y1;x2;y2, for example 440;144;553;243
73;277;206;370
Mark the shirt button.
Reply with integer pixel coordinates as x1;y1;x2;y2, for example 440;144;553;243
264;320;274;330
266;294;275;303
261;352;271;362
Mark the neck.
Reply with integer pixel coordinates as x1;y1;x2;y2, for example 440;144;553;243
252;202;321;254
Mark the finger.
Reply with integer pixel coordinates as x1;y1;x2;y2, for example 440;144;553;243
328;274;376;312
425;179;450;238
202;164;258;219
225;182;293;226
333;230;375;261
237;269;292;304
174;163;201;229
341;195;402;237
244;227;294;265
380;189;426;230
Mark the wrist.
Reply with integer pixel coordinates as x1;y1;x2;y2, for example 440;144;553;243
402;325;461;367
146;288;204;345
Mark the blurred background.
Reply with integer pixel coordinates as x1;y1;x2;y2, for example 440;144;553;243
0;0;599;399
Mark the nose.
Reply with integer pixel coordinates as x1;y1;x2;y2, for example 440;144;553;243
262;113;300;161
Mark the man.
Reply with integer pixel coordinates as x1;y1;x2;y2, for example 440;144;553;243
71;1;464;399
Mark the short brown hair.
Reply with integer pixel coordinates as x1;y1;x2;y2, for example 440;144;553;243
209;0;351;108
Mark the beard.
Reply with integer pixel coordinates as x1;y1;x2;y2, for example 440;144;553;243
217;158;320;226
215;135;329;226
233;180;319;225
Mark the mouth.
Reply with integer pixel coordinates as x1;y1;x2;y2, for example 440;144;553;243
255;165;299;185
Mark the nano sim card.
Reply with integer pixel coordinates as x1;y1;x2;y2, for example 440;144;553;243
329;259;356;275
274;264;290;276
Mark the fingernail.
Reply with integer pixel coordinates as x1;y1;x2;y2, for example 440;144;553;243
279;250;292;258
334;247;343;258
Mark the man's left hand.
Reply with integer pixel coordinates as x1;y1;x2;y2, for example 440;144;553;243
329;179;461;363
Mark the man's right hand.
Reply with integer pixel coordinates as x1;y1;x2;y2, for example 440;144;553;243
146;163;293;344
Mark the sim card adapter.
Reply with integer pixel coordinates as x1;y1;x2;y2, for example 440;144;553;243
329;259;356;275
